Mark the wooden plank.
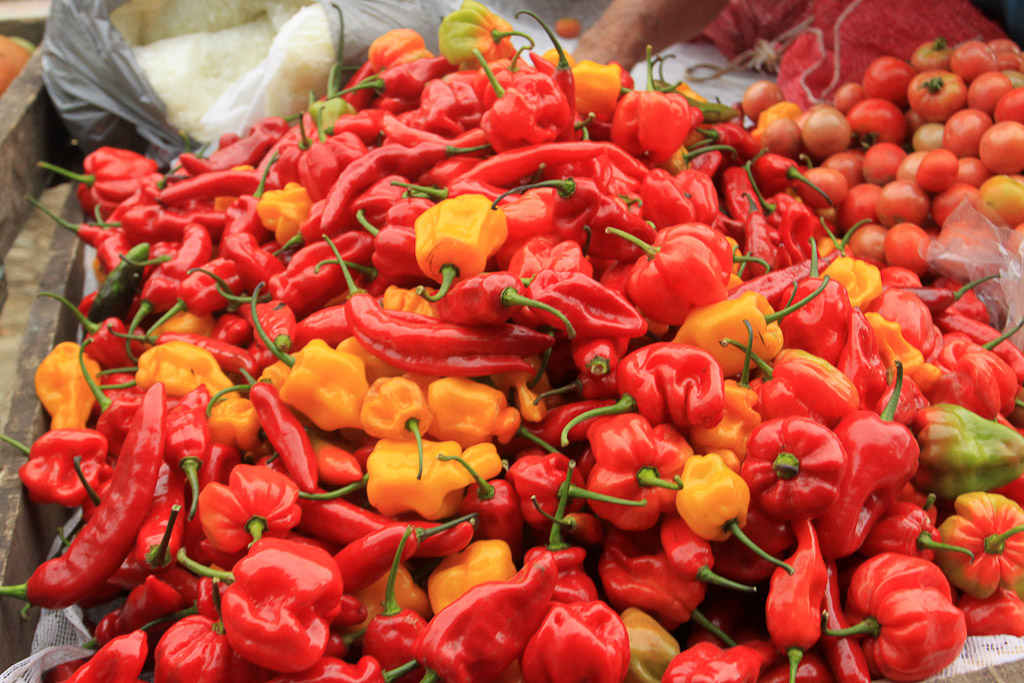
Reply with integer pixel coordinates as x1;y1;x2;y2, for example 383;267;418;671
0;17;47;47
0;187;83;670
0;49;60;263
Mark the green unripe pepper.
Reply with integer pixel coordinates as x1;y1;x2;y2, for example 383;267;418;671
621;607;680;683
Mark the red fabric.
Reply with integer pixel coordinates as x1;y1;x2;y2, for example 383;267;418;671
702;0;1007;107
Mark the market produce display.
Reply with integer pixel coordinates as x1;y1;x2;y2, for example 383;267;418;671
6;2;1024;681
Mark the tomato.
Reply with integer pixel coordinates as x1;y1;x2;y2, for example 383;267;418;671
988;39;1022;56
911;37;952;72
950;41;999;83
554;17;581;38
896;151;927;182
838;183;881;230
847;222;888;263
863;56;916;108
800;106;852;160
742;80;785;123
884;222;931;275
876;180;930;227
846;98;906;145
994;88;1024;124
1004;70;1024;89
957;157;992;187
822;150;865;188
967;71;1014;114
761;117;802;158
916;148;959;193
911;122;945;151
833;82;865;114
931;183;982;226
862;142;906;185
797;167;848;209
979;175;1024;226
907;70;968;122
904;108;926;136
942;108;993;158
979;121;1024;174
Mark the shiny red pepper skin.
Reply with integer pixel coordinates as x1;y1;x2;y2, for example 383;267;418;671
293;305;350;351
661;641;762;683
766;519;828;669
525;545;598;603
64;630;149;683
711;499;795;585
266;656;390;683
617;343;726;430
248;383;318;493
509;236;592;280
154;614;266;683
959;588;1024;636
27;384;166;609
821;559;871;683
180;258;244;317
211;313;254;347
267;230;375;319
458;479;523;558
134;463;186;567
837;309;889;409
17;429;112;508
640;168;719;228
520;600;630;683
937;311;1024;383
611;90;691;164
94;575;185;646
300;132;370;202
180;117;290;175
507;451;588;528
516;269;647;339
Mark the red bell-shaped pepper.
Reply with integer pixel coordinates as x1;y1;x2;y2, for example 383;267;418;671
661;641;763;683
63;630;148;683
197;463;301;553
7;428;112;508
154;614;265;683
759;349;861;429
520;600;630;683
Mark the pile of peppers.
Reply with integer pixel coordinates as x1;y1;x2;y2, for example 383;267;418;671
7;3;1024;682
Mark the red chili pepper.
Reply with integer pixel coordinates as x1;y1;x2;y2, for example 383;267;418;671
612;76;691;164
154;614;265;682
180;117;289;175
197;463;300;554
300;131;370;202
220;232;285;291
960;587;1024;636
51;147;158;218
820;559;871;683
63;630;148;683
710;498;795;585
477;61;572;152
661;641;762;683
937;310;1024;382
931;342;1018;419
248;383;318;492
413;549;557;682
447;453;524;557
93;575;186;646
211;313;253;347
7;428;111;508
661;515;756;593
293;305;350;351
158;168;264;206
860;499;975;561
406;79;484;137
520;600;630;683
269;232;376;319
730;251;840;308
758;350;861;429
134;463;186;568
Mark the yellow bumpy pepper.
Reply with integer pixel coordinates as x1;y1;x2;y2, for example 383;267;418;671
673;292;784;377
382;285;438;318
278;339;369;431
427;377;521;447
823;257;883;309
414;194;508;300
136;341;232;398
209;396;261;452
35;342;100;430
360;377;434;469
259;360;290;389
864;312;942;391
427;539;516;613
492;359;553;424
688;380;761;460
572;60;622;118
151;311;216;338
258;182;313;245
367;439;502;519
337;337;401;384
675;453;750;542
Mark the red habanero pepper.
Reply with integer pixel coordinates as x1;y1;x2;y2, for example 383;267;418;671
752;154;831;202
198;444;243;491
477;58;573;152
64;630;149;683
867;288;941;360
240;297;297;353
404;78;484;137
699;122;761;161
571;335;627;377
367;220;427;288
641;168;720;227
154;614;265;683
937;310;1024;383
14;384;166;609
8;429;111;508
345;292;554;376
180;258;245;317
710;498;796;585
779;263;854;367
343;55;457;104
351;174;409;227
584;194;657;262
445;452;524;556
93;575;186;646
56;147;158;216
211;313;253;348
413;549;558;683
134;463;186;568
516;269;646;339
860;499;975;561
837;309;889;409
758;350;861;429
611;58;692;163
516;399;616;449
661;642;763;683
765;519;828;680
661;515;757;592
248;383;318;492
161;384;211;521
507;452;589;529
509;236;592;280
179;117;290;175
741;208;782;278
757;652;835;683
521;600;630;683
959;588;1024;636
931;342;1018;419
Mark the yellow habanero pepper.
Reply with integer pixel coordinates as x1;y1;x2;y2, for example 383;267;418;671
752;101;802;142
571;60;622;118
337;337;401;384
822;257;883;309
689;380;761;460
35;342;100;430
427;539;516;613
348;562;431;632
278;339;369;431
150;310;216;338
673;292;785;377
258;182;313;245
361;376;433;477
259;360;290;389
542;48;576;67
136;341;232;397
208;396;261;452
415;194;508;300
864;312;942;391
492;356;554;423
427;377;521;447
675;453;750;542
382;285;438;318
367;439;502;519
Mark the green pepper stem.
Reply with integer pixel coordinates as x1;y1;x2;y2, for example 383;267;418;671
696;565;757;593
247;517;266;547
720;336;774;380
145;504;181;568
548;460;577;550
417;265;459;302
186;268;251;303
490;29;535;50
559;394;638;446
37;161;94;185
296;474;369;501
743;160;776;214
381;526;415;616
176;548;235;582
880;360;903;422
98;380;137;390
26;195;82;234
838;219;870;252
37;292;99;333
381;660;421;683
499;287;576;338
126;301;154;338
733;253;772;276
682;144;738;163
437;453;495;500
490;178;576;209
566;484;647;507
206;384;249;418
250;282;295;368
313;257;377;278
983;318;1024;351
515;427;562;454
472;48;506;98
416;669;440;683
532;380;582;406
690;607;738;647
0;434;31;455
531;496;577;545
390;181;449;201
145;300;187;337
330;75;385;99
772;452;801;480
528;335;554;389
79;340;112;412
137;603;198;637
604;227;659;261
636;466;682;490
72;456;101;506
787;648;804;683
821;613;880;638
97;366;138;377
272;233;304;256
445;143;493;156
0;584;29;600
181;458;202;520
416;512;478;541
739;319;756;387
953;273;999;300
819;217;842;253
787;166;832;205
917;531;974;559
923;493;937;511
354;209;380;236
727;520;795;574
253;151;279;200
984;523;1024;554
763;276;831;323
119;253;171;268
515;10;568;69
808;237;819;278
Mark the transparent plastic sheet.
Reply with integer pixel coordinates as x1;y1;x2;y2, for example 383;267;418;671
40;0;457;163
925;199;1024;346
